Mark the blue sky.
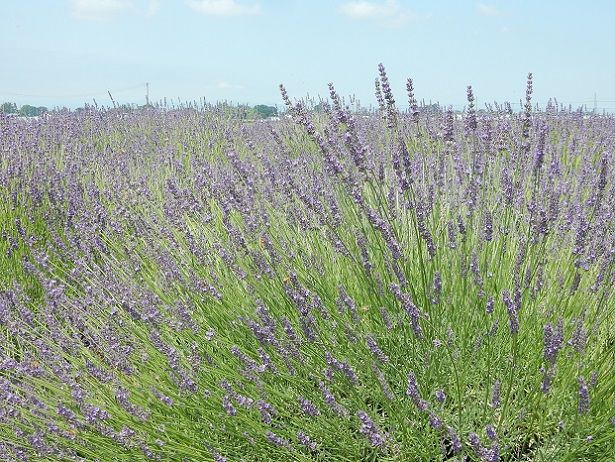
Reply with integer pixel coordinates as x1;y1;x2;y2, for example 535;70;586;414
2;1;614;110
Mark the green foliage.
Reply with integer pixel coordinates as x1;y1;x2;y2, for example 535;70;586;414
253;104;278;118
1;101;18;113
1;102;48;116
19;104;40;117
0;102;612;461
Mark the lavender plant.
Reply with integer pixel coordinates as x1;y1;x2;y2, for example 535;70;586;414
0;66;613;461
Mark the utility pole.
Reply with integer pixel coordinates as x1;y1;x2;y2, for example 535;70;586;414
146;82;150;106
593;92;597;113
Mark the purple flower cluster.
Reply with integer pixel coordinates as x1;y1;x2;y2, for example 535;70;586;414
468;430;499;462
0;65;611;461
406;371;429;411
357;410;388;447
390;284;423;339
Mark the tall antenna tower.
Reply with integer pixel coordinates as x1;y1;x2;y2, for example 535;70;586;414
593;92;597;113
146;82;150;106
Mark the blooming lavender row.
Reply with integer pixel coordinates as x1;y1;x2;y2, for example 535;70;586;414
0;66;613;461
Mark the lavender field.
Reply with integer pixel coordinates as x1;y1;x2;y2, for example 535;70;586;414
0;69;613;461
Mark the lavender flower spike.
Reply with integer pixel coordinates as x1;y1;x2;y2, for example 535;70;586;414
357;410;388;447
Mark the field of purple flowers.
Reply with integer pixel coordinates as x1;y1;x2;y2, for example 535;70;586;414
0;67;613;461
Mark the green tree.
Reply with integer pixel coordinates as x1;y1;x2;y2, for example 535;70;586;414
19;104;39;117
1;102;18;113
252;104;278;119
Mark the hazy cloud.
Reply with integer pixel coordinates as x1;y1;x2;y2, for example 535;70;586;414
476;3;503;17
216;81;245;90
186;0;260;16
146;0;161;16
70;0;130;20
339;1;425;26
70;0;161;20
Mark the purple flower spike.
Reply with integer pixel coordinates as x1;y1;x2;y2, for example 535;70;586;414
297;431;317;452
357;410;388;447
578;377;590;415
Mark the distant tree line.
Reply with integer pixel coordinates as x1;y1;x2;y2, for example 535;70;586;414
219;103;278;120
2;101;279;119
1;102;49;117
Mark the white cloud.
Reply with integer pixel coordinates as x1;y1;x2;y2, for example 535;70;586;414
186;0;260;16
477;3;502;17
70;0;130;20
146;0;161;16
341;0;395;19
339;0;424;26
